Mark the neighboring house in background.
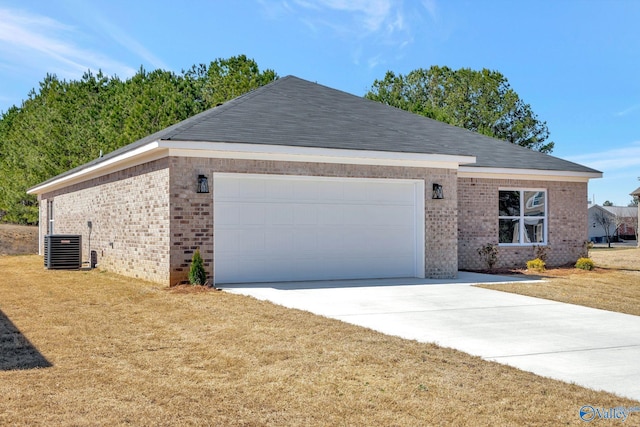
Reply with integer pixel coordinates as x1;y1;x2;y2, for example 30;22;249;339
27;76;602;286
603;205;638;240
588;204;638;243
587;204;638;243
588;204;613;243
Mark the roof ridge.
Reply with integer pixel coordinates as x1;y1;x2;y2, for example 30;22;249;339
266;77;423;139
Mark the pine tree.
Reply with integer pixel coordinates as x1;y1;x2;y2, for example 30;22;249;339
188;249;207;286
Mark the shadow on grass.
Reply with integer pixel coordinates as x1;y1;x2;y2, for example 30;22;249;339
0;309;52;370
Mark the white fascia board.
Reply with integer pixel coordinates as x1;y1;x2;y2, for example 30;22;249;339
162;140;476;169
27;142;167;195
28;139;477;195
458;166;602;182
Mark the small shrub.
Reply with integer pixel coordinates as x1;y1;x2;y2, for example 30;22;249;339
477;243;499;270
575;257;595;271
526;258;546;272
189;249;207;285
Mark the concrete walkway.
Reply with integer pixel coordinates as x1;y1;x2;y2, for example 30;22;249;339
220;272;640;402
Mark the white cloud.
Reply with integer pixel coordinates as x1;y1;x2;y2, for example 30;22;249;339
615;103;640;117
421;0;438;21
284;0;434;69
72;2;168;71
300;0;392;33
0;7;143;82
260;0;438;70
367;54;382;69
567;141;640;205
387;8;405;34
567;141;640;171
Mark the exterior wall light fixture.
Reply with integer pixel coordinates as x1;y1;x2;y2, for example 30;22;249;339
432;183;444;199
197;174;209;193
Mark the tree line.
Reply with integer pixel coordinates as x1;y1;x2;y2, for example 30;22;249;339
0;56;552;224
0;55;278;224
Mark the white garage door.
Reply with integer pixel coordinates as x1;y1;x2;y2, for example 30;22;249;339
213;174;424;284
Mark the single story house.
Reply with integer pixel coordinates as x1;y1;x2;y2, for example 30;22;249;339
28;76;602;285
588;204;637;242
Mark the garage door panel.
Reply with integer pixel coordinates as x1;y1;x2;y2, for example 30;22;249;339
266;204;293;225
294;229;318;252
214;229;240;252
239;180;265;200
375;185;416;203
214;178;240;199
381;229;415;254
238;204;266;225
265;179;293;199
265;229;294;253
293;204;318;224
342;182;372;201
215;228;265;254
292;180;317;200
316;181;345;201
341;205;366;225
318;205;343;225
384;206;416;224
214;174;424;284
216;205;240;225
316;228;344;253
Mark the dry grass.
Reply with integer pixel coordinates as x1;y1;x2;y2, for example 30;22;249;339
591;246;640;270
1;256;637;426
477;247;640;317
0;223;38;255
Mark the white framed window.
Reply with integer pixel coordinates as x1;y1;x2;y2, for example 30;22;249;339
498;189;547;245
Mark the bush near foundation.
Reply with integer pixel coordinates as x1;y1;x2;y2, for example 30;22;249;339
477;243;499;270
189;249;207;285
526;258;546;272
575;257;595;271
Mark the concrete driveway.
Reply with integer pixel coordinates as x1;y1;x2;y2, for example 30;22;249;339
220;272;640;402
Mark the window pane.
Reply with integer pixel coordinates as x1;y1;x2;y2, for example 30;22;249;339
524;191;545;216
499;191;520;216
524;218;545;243
499;219;520;243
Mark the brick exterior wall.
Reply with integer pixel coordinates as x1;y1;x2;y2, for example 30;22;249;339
38;159;171;283
39;154;590;284
458;177;588;270
169;157;459;284
37;156;460;285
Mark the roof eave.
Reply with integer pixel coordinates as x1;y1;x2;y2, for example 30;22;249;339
27;140;477;195
459;165;603;182
27;142;166;195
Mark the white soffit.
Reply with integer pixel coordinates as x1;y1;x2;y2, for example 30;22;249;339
27;142;167;195
28;140;476;194
163;140;476;168
458;166;602;182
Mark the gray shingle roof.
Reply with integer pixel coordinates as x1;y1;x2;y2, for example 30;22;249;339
34;75;601;188
601;205;637;217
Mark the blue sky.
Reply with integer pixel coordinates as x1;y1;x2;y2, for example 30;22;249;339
0;0;638;205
